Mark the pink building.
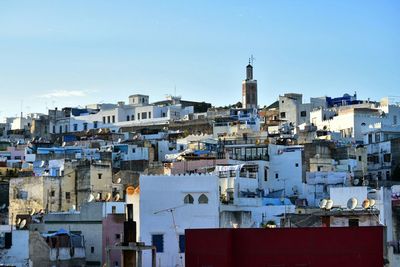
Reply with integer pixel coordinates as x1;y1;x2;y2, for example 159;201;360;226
102;213;125;266
164;158;228;175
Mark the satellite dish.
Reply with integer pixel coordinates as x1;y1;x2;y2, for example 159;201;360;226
40;161;45;168
362;179;369;186
98;129;103;134
30;208;36;216
0;203;6;210
95;193;101;201
62;142;66;147
105;192;112;202
353;178;360;186
325;199;333;210
362;199;370;209
347;198;358;210
114;193;120;201
16;218;21;225
115;178;121;184
117;138;122;143
319;199;328;209
87;194;95;202
19;219;26;229
369;199;376;207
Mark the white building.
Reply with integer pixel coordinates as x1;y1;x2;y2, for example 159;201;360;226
266;144;304;198
215;163;294;228
0;226;29;267
310;98;400;142
279;93;327;133
130;174;219;267
49;94;195;134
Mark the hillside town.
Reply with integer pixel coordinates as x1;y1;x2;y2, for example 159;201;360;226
0;61;399;266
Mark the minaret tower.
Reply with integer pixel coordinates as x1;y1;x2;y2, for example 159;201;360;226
242;56;258;109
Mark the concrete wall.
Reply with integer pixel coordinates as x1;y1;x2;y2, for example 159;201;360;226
0;228;29;267
135;174;219;267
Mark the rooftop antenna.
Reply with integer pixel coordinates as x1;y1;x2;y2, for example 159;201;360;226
20;99;23;119
154;205;185;267
250;54;255;66
174;84;177;98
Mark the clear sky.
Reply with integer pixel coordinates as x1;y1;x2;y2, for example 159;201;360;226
0;0;399;117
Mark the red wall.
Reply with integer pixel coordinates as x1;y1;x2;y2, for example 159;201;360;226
185;227;383;267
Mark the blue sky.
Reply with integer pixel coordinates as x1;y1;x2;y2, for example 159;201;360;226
0;0;399;117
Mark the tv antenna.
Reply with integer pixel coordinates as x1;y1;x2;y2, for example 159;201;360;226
249;54;255;66
154;205;185;267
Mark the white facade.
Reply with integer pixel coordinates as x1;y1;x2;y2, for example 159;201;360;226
305;171;349;206
133;174;219;267
0;227;29;267
279;93;326;132
310;101;400;142
266;144;304;198
49;95;195;134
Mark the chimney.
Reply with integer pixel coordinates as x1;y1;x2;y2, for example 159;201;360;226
123;204;137;266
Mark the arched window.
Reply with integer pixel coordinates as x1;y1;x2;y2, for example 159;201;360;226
184;194;194;204
198;194;208;204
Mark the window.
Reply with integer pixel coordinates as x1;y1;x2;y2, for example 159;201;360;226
91;246;94;253
280;112;286;118
295;163;299;167
275;173;279;179
107;116;111;123
51;190;55;197
300;111;307;117
148;112;151;119
73;124;78;131
59;125;63;133
142;112;147;119
384;154;391;163
184;194;194;204
132;148;136;153
115;234;120;240
112;115;115;123
368;134;373;144
65;192;71;200
53;125;56;133
98;173;102;179
358;156;362;161
281;100;284;103
103;117;106;124
375;133;380;143
386;171;391;180
112;206;116;214
152;234;164;253
65;125;68;132
198;194;208;204
93;121;98;129
348;218;359;227
131;114;134;120
137;113;140;120
83;123;88;131
126;115;130;121
17;190;28;200
264;167;268;181
394;115;398;125
162;112;166;117
179;235;185;253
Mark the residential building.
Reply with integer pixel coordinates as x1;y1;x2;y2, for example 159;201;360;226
129;174;219;267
